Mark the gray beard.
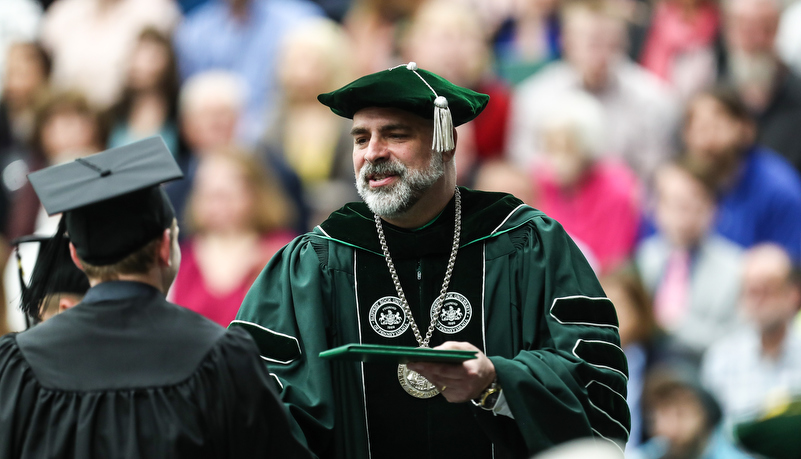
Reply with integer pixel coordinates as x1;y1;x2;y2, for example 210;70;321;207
356;151;445;219
728;51;778;88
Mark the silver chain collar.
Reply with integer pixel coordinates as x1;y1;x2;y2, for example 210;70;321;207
373;187;461;348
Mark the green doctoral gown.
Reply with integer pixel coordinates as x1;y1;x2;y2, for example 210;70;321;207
233;188;630;459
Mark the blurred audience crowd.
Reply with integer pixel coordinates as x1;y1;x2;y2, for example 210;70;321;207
2;0;801;456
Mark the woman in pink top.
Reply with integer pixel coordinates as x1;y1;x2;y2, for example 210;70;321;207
640;0;720;99
532;90;642;274
170;147;295;327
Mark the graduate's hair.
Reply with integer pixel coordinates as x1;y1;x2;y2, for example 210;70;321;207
78;220;177;282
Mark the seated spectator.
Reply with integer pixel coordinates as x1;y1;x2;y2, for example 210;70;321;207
472;158;537;206
167;70;246;230
7;91;104;241
0;41;50;237
263;18;357;227
1;41;50;148
170;148;295;327
599;266;659;450
635;365;752;459
39;0;180;109
401;0;512;179
508;0;678;181
701;244;801;427
106;27;180;155
0;0;41;90
342;0;425;76
3;91;103;332
173;0;322;144
716;0;801;174
490;0;562;85
531;90;641;274
169;70;307;233
682;86;801;260
637;158;743;355
640;0;719;100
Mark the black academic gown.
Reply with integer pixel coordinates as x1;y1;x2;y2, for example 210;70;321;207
0;281;313;459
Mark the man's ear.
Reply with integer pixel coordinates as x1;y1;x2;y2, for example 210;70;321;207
158;228;172;267
444;128;458;162
59;296;80;313
69;243;83;270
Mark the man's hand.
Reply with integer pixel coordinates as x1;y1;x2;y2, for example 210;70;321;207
407;341;496;403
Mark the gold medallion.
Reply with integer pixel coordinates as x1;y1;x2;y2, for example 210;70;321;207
397;363;440;399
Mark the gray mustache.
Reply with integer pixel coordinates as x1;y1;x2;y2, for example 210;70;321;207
360;161;406;178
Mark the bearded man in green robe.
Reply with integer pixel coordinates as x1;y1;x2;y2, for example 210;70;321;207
233;62;630;459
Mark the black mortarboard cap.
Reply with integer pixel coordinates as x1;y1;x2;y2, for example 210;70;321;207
27;137;183;266
12;225;90;323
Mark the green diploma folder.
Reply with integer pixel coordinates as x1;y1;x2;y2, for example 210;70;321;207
319;344;477;364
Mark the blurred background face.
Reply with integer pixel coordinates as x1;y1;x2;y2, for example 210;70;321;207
562;9;625;89
403;0;488;88
650;389;710;458
192;155;253;234
3;43;48;108
473;159;536;205
181;98;239;153
683;96;750;170
40;109;99;161
654;166;715;248
541;126;588;187
724;0;780;55
279;39;331;103
127;37;170;92
740;247;799;332
517;0;562;18
724;0;780;104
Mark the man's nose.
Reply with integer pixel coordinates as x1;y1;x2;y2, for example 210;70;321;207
363;137;390;163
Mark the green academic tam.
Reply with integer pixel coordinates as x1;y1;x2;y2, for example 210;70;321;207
736;399;801;459
318;62;489;153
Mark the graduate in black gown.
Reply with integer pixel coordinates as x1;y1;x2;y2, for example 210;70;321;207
0;137;313;459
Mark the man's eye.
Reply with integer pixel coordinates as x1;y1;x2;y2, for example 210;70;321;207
354;138;368;146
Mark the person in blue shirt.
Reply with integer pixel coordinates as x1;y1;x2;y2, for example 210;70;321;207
680;86;801;261
173;0;323;145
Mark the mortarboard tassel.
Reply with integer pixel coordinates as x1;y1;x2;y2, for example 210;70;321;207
404;62;455;153
433;96;454;153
